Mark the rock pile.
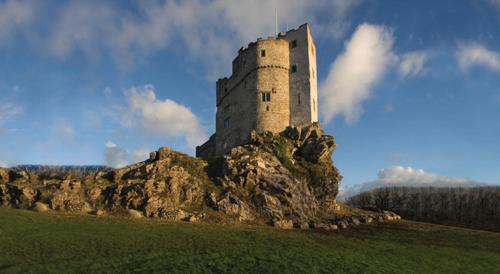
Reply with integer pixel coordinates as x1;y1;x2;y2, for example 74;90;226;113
0;123;400;229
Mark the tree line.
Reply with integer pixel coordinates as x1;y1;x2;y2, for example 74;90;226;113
347;186;500;232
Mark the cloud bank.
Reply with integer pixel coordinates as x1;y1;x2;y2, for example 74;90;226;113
338;166;487;200
456;43;500;72
43;0;360;75
320;23;396;124
123;84;207;148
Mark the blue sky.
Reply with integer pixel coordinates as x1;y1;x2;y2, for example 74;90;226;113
0;0;499;191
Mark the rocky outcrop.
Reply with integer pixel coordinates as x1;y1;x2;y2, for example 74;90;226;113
0;123;400;230
0;167;9;182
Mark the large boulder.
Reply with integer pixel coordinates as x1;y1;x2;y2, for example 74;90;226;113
209;123;341;225
33;202;50;212
104;148;212;220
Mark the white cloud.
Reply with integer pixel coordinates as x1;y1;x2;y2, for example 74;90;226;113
104;142;151;168
47;0;359;75
320;23;396;124
131;148;150;163
49;0;116;61
123;84;207;148
398;51;429;77
0;102;23;126
338;166;486;200
104;142;129;168
456;42;500;72
0;0;35;45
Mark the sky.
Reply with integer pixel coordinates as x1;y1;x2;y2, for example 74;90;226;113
0;0;499;194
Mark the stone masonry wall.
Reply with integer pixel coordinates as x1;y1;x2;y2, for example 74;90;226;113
197;23;318;159
254;39;290;133
284;24;318;128
214;38;290;156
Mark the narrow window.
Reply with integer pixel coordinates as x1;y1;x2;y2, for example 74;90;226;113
224;87;228;94
224;117;230;129
266;106;270;111
262;92;271;102
291;40;297;48
298;94;301;105
291;65;297;73
261;50;266;57
312;69;315;79
244;81;247;88
313;99;316;112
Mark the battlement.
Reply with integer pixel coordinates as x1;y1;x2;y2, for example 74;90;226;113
198;23;318;159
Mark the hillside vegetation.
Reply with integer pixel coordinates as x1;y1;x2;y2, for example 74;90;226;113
0;208;499;273
347;186;500;232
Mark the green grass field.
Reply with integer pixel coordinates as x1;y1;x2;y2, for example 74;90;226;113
0;208;499;273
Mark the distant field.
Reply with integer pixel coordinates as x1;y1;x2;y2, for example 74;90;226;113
0;209;499;273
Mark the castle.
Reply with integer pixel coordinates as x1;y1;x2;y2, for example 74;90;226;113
197;23;318;159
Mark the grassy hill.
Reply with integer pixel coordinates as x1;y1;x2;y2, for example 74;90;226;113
0;208;499;273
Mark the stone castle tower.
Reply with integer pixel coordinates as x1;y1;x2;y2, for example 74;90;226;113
197;23;318;159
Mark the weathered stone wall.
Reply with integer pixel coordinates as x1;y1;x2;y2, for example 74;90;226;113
214;42;258;155
284;24;318;127
254;39;290;134
198;23;318;158
196;134;216;159
214;38;290;156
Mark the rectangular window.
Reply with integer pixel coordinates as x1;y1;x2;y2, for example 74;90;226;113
291;40;297;48
261;50;266;57
224;117;230;129
298;94;301;105
313;99;316;111
262;92;271;102
291;65;297;73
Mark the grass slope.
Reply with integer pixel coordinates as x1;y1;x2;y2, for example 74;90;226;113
0;208;499;274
